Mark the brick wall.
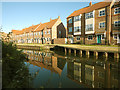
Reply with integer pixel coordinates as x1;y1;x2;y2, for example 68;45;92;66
54;38;66;44
85;35;96;45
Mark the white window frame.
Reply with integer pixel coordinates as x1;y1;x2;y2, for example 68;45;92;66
45;31;47;34
114;21;120;27
48;30;50;34
76;36;80;40
99;10;105;17
85;24;93;31
99;22;105;28
87;35;93;40
85;11;93;19
101;34;105;40
114;7;120;15
74;26;81;32
74;15;81;22
113;34;117;40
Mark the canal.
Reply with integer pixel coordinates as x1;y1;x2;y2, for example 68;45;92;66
22;49;119;88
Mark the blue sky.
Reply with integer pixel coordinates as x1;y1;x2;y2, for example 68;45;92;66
2;2;98;33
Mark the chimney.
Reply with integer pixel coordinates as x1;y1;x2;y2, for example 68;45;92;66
58;16;60;19
50;18;52;21
89;1;92;6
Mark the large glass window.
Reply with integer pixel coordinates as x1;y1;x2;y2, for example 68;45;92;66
74;26;81;32
114;21;120;27
69;27;72;32
69;18;72;23
74;15;81;22
99;22;105;28
85;24;93;31
114;7;120;14
85;12;93;19
99;10;105;16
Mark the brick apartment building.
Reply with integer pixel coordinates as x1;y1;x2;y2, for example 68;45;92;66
67;0;120;45
12;16;66;44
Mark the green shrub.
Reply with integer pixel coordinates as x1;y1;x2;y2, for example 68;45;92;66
2;41;31;88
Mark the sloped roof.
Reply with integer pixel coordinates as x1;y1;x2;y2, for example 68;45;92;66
35;18;58;32
67;1;111;18
11;17;59;34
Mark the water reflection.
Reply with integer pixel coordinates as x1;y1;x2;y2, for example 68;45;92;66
23;50;120;88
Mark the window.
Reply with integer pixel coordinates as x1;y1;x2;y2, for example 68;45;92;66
49;38;51;41
69;27;72;32
98;71;104;78
59;31;61;34
85;12;93;19
45;31;47;34
114;21;120;27
88;35;93;40
99;22;105;28
113;34;117;40
74;26;81;32
74;15;81;22
114;7;120;14
47;38;48;41
69;18;72;23
99;10;105;16
48;30;50;34
85;68;93;75
85;24;93;31
76;36;80;40
101;34;105;40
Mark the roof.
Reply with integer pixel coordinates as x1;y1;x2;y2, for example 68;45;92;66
11;17;59;34
35;18;58;32
67;1;111;18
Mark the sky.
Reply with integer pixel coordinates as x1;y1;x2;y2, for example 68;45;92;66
2;2;99;33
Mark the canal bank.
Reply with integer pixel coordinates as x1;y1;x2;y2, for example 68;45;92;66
17;44;120;60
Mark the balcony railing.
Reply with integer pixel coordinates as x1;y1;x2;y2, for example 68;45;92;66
85;28;93;31
74;29;81;33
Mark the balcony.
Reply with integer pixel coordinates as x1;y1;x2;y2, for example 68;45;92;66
74;29;81;33
85;28;93;31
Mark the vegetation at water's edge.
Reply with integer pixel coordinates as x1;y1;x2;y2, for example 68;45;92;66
2;41;32;88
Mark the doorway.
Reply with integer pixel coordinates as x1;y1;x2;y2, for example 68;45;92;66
97;35;101;44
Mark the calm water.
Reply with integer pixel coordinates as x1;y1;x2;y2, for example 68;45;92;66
23;49;120;88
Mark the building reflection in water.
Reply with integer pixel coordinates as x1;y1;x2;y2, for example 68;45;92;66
67;59;120;88
23;50;119;88
23;50;66;76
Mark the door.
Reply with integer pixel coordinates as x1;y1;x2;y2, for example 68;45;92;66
97;35;101;44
